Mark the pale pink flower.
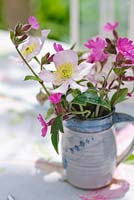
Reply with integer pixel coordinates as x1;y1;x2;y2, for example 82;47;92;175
53;42;64;52
20;29;50;62
104;21;119;32
39;50;90;94
87;55;117;86
37;114;48;137
48;93;62;104
85;37;108;63
117;37;134;61
28;16;40;30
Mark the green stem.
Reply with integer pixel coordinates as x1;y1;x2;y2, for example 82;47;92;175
79;105;84;117
16;47;50;96
103;65;114;88
68;110;91;116
95;105;100;118
34;56;41;65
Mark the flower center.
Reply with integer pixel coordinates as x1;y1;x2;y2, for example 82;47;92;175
56;63;74;79
22;43;37;56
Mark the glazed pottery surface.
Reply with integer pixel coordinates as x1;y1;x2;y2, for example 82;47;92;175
61;111;134;189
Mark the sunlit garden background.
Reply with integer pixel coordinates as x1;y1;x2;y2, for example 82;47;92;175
0;0;132;45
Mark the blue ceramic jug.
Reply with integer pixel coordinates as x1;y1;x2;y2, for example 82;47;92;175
61;111;134;189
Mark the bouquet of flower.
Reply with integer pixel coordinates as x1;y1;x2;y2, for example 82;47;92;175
10;17;134;153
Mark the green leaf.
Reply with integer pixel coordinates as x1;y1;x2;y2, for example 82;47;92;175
111;88;128;107
10;31;15;42
24;75;41;82
124;154;134;164
50;115;64;154
45;107;54;120
113;68;126;76
72;90;111;110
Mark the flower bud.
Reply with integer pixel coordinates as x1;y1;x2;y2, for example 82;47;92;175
19;34;28;41
22;24;31;32
36;91;47;105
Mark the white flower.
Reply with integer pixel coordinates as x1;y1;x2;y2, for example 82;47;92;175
20;29;50;62
39;50;90;94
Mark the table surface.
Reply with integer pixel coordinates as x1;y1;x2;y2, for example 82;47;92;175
0;31;134;200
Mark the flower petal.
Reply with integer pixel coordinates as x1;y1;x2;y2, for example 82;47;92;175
53;81;69;94
40;29;50;49
39;69;54;83
48;93;62;104
72;62;91;81
69;79;87;92
41;127;48;137
28;16;40;30
53;50;78;67
20;37;41;62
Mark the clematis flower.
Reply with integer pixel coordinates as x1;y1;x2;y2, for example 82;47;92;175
53;42;64;52
39;50;90;94
87;55;117;86
104;21;119;32
28;16;40;30
85;37;108;63
20;29;50;62
117;37;134;61
48;93;62;104
37;114;48;137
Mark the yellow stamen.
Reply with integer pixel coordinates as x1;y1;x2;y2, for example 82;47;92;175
22;43;37;56
56;63;74;79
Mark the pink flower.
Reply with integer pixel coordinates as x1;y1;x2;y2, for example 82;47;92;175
48;93;62;104
53;42;64;52
28;16;40;30
37;114;48;137
127;93;134;97
87;50;108;63
117;37;134;61
85;37;108;63
104;21;119;32
85;37;106;50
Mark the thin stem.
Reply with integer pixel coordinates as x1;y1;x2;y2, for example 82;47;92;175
68;110;91;116
95;105;100;118
16;47;38;77
79;105;84;117
103;64;114;88
16;47;50;96
34;56;41;65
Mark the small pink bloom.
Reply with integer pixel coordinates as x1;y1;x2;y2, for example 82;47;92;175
28;16;40;30
117;37;134;61
85;37;108;63
37;114;48;137
104;21;119;32
87;50;108;63
48;93;62;104
85;37;106;50
53;42;64;52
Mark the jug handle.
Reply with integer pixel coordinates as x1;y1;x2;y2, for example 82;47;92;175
113;112;134;166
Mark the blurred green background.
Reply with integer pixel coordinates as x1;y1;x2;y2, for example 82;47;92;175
0;0;130;44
